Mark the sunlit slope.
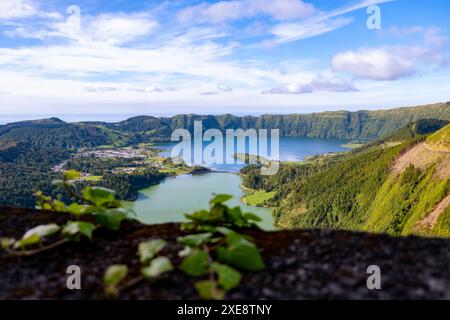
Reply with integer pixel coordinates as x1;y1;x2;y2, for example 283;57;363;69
273;123;450;237
364;124;450;237
426;123;450;151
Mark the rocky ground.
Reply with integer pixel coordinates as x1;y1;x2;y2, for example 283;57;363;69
0;207;449;300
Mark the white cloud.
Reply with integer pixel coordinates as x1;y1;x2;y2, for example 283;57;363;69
5;11;158;45
177;0;316;24
263;77;358;94
1;22;318;89
332;47;415;81
87;13;158;45
424;27;448;47
84;85;164;94
270;17;352;44
267;0;394;45
128;86;163;93
325;0;395;19
332;27;449;81
0;0;37;20
84;86;120;93
200;85;233;95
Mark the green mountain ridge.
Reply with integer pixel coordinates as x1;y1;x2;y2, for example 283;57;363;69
380;119;450;142
1;102;449;148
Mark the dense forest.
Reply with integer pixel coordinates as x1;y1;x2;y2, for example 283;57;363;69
0;142;71;207
241;121;450;237
0;143;166;207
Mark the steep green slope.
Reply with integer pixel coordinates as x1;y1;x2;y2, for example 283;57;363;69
379;119;449;142
427;123;450;151
0;141;31;162
363;165;449;236
274;143;408;230
243;123;450;237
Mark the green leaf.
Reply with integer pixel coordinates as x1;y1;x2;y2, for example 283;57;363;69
63;170;81;181
179;249;210;277
217;233;265;271
209;194;233;205
82;186;116;206
96;208;128;231
138;239;167;264
104;265;128;286
1;238;15;249
185;207;224;223
67;203;89;217
16;234;41;249
195;280;225;300
243;212;262;222
51;179;64;186
214;226;234;235
141;256;173;279
226;206;244;221
62;221;96;240
51;200;66;212
23;224;60;239
178;246;192;257
15;224;60;249
177;233;212;247
103;265;128;296
212;263;242;291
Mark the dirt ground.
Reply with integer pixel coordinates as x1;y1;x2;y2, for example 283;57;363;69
0;207;449;300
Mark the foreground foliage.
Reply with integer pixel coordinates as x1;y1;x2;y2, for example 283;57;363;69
1;170;131;255
104;194;265;299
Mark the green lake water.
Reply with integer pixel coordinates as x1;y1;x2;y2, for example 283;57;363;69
127;172;275;230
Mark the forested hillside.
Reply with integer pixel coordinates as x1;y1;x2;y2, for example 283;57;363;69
0;118;133;149
1;102;449;149
242;122;450;237
114;101;450;140
0;144;71;207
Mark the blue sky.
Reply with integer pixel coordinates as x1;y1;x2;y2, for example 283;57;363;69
0;0;449;116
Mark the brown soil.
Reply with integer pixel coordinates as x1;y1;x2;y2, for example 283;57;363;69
0;207;449;300
417;194;450;229
391;142;450;179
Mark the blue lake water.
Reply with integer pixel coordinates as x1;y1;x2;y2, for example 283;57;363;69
156;136;350;172
129;137;350;229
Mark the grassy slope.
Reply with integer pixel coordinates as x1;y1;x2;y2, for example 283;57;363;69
426;123;450;151
244;190;276;206
363;165;450;236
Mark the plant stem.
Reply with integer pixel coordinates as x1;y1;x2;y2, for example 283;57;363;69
3;238;69;257
119;275;144;292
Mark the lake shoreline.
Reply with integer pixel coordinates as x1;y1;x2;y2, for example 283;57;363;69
127;137;352;230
